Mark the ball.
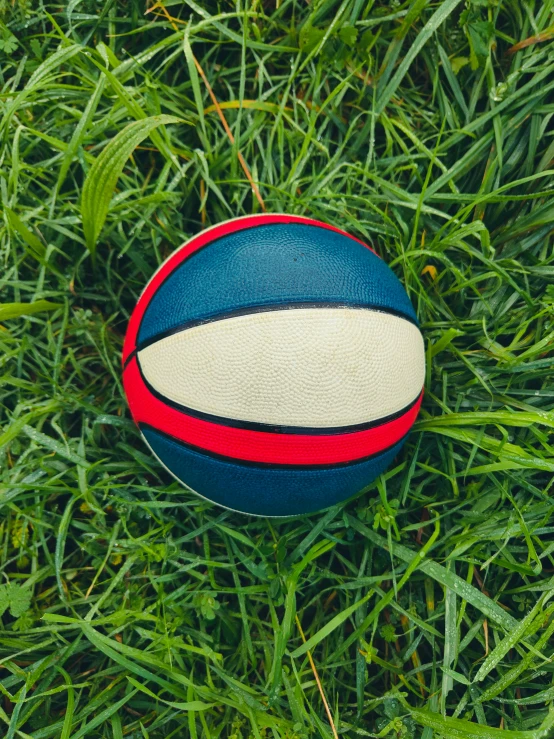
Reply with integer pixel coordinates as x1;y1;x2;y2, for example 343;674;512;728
122;214;424;516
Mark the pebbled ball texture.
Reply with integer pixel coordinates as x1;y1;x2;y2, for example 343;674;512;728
122;214;425;516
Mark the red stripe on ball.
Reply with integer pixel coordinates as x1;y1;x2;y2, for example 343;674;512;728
123;355;421;466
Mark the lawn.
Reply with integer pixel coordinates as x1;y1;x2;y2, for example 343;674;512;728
1;0;554;737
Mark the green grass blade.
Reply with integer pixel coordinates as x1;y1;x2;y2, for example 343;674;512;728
290;591;373;659
409;706;554;738
67;688;137;739
56;667;75;739
474;597;547;684
25;44;82;89
0;301;62;321
441;566;458;713
55;497;76;603
4;208;46;258
126;677;214;711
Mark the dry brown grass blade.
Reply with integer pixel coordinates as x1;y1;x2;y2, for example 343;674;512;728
147;1;266;212
508;26;554;54
295;614;340;739
191;55;266;212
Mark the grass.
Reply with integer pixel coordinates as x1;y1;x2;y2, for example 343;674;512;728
1;0;554;736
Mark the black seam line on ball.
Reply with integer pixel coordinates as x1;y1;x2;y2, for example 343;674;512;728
122;349;137;371
136;302;420;352
139;423;409;470
136;355;423;436
135;219;416;345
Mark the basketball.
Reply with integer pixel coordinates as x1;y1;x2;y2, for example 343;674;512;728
122;214;425;516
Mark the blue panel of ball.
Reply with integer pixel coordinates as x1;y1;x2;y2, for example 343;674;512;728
141;425;407;517
138;223;417;347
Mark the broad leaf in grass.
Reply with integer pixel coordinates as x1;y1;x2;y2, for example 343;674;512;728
8;585;32;618
80;114;181;258
0;583;32;618
0;28;18;55
460;8;496;69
